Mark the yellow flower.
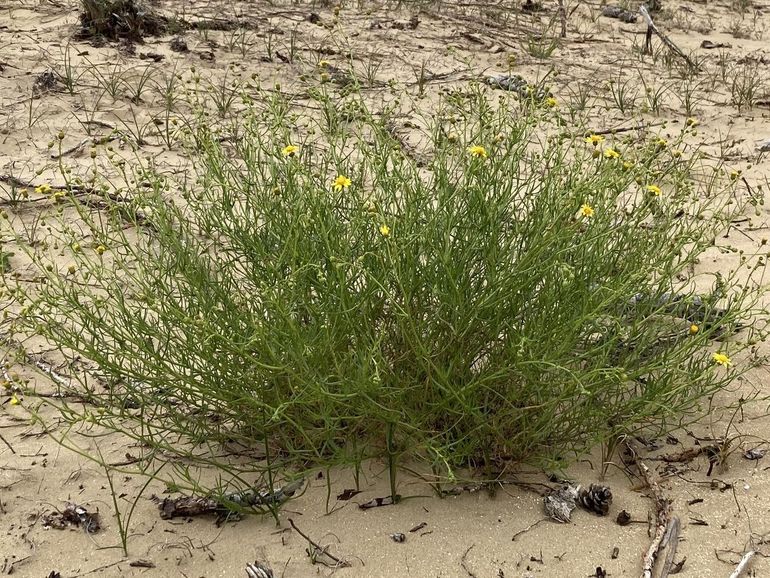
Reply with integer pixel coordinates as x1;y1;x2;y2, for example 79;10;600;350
467;145;488;159
318;60;330;68
646;184;662;196
729;169;741;181
579;203;595;218
672;149;682;158
603;148;620;159
282;144;299;157
9;394;20;406
712;352;731;367
332;175;352;191
35;183;52;195
686;117;698;127
622;161;634;171
379;224;391;237
655;137;668;147
584;134;605;146
545;97;558;108
96;245;106;255
689;324;699;335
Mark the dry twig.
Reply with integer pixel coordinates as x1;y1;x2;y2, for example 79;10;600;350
728;550;755;578
558;0;566;37
288;518;350;569
638;459;671;578
460;544;477;578
659;516;681;578
625;440;673;578
640;6;699;70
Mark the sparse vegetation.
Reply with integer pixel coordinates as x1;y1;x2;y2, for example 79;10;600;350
2;1;770;574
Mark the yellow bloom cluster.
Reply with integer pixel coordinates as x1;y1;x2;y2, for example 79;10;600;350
467;145;488;159
646;184;662;196
584;134;605;146
332;175;352;191
282;144;299;157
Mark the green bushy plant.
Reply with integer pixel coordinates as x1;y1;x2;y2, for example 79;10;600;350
7;85;762;507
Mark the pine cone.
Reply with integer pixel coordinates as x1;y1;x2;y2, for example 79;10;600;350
544;485;578;523
577;484;612;516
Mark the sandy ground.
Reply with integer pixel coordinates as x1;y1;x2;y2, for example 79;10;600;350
1;0;770;576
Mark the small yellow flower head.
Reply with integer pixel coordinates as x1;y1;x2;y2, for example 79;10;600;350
379;224;391;237
282;144;299;157
34;184;52;195
622;160;634;171
67;264;76;274
545;97;558;108
712;352;731;367
686;117;698;127
672;149;683;158
9;394;20;406
320;72;331;83
96;244;106;255
584;134;605;147
52;190;66;202
655;137;668;148
689;324;699;335
579;203;595;218
729;169;741;181
318;60;330;68
603;148;620;159
72;242;81;253
332;175;352;191
467;145;488;159
646;184;662;197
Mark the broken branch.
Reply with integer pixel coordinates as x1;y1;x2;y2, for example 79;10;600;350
640;6;698;70
659;516;681;578
288;517;350;568
728;550;755;578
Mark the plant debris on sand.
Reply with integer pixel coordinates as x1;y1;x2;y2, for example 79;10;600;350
76;0;168;41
